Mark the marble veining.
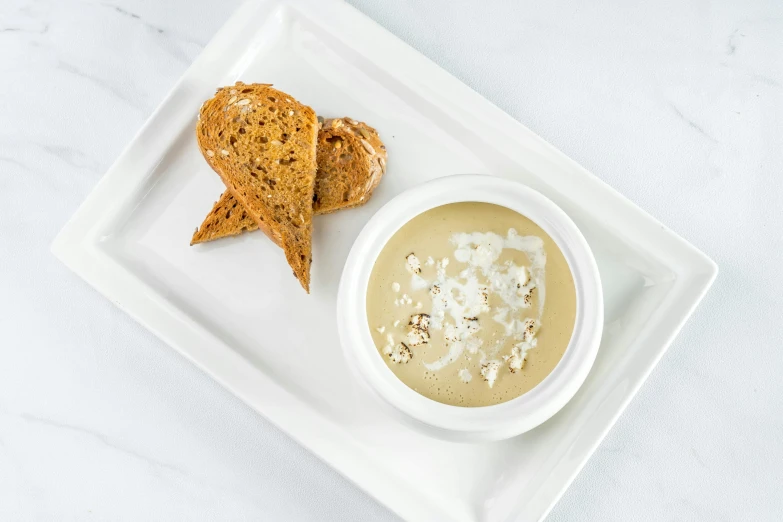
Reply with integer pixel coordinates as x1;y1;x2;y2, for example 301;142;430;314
16;412;188;476
667;102;719;144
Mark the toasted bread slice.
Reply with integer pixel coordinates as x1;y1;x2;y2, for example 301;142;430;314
191;117;386;245
196;82;318;292
313;117;387;214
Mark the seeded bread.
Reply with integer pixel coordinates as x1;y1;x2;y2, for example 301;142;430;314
196;82;318;292
313;117;387;214
191;117;387;245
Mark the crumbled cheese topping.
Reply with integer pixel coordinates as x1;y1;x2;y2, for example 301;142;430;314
382;333;395;355
504;344;526;372
386;228;547;389
407;314;431;347
452;229;546;315
389;342;412;364
480;360;501;387
405;253;421;274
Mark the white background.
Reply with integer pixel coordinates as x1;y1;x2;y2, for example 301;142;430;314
1;0;782;520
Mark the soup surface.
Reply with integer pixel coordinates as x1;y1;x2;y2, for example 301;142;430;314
366;202;576;407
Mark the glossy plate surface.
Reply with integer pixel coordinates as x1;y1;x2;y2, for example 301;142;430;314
52;1;717;520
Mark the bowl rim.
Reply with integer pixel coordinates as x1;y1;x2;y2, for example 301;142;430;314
336;174;603;441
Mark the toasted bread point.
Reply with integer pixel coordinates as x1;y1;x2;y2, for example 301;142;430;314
190;192;274;246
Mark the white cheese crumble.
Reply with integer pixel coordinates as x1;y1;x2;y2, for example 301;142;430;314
389;342;412;364
382;333;395;355
504;344;527;372
458;368;472;383
480;360;501;388
382;333;413;364
405;253;421;274
407;314;431;347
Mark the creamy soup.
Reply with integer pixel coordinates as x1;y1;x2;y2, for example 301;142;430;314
366;202;576;407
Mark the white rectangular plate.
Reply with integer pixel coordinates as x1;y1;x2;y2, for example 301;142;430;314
51;1;717;520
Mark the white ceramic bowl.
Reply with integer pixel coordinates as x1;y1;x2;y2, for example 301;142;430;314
337;175;603;441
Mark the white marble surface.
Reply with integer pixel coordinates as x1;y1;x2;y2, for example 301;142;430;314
1;0;781;520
